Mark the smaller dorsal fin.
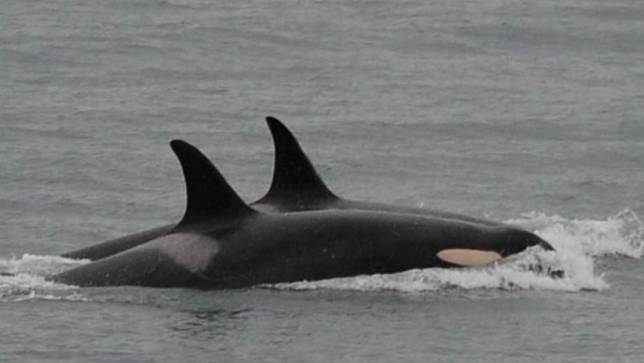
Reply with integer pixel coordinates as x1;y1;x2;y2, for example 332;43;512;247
259;117;338;206
170;140;255;227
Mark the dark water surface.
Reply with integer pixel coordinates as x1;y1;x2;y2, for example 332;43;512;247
2;1;643;361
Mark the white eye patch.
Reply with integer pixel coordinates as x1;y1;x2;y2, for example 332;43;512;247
436;249;501;267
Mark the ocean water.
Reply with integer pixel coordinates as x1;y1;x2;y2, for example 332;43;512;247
2;0;644;361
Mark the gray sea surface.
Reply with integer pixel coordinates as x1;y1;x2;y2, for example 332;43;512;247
1;1;644;362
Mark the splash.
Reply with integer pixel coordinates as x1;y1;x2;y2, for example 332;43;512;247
509;209;643;258
0;254;88;302
273;210;643;293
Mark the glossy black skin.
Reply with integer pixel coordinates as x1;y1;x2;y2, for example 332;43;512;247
51;138;557;288
253;198;505;226
54;104;563;286
52;209;550;289
61;198;506;261
61;116;510;261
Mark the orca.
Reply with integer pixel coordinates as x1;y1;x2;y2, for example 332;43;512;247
51;140;553;288
255;117;505;227
61;117;509;261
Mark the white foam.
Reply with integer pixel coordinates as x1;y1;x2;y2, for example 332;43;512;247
0;254;89;302
272;210;642;293
9;290;89;303
509;209;643;258
0;253;89;275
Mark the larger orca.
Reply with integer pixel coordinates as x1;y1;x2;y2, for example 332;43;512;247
51;140;553;288
61;117;510;261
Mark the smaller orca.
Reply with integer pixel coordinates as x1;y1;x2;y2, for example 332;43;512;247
51;140;553;289
61;117;523;261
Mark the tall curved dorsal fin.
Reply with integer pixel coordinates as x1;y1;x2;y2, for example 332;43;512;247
259;116;338;206
170;140;256;227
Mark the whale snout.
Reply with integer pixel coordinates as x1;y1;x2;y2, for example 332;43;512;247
535;237;555;251
500;229;564;278
502;229;555;255
523;231;554;251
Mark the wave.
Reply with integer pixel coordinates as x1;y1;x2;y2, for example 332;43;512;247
1;210;641;299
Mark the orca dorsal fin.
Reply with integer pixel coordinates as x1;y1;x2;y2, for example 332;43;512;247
170;140;256;227
260;116;338;207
